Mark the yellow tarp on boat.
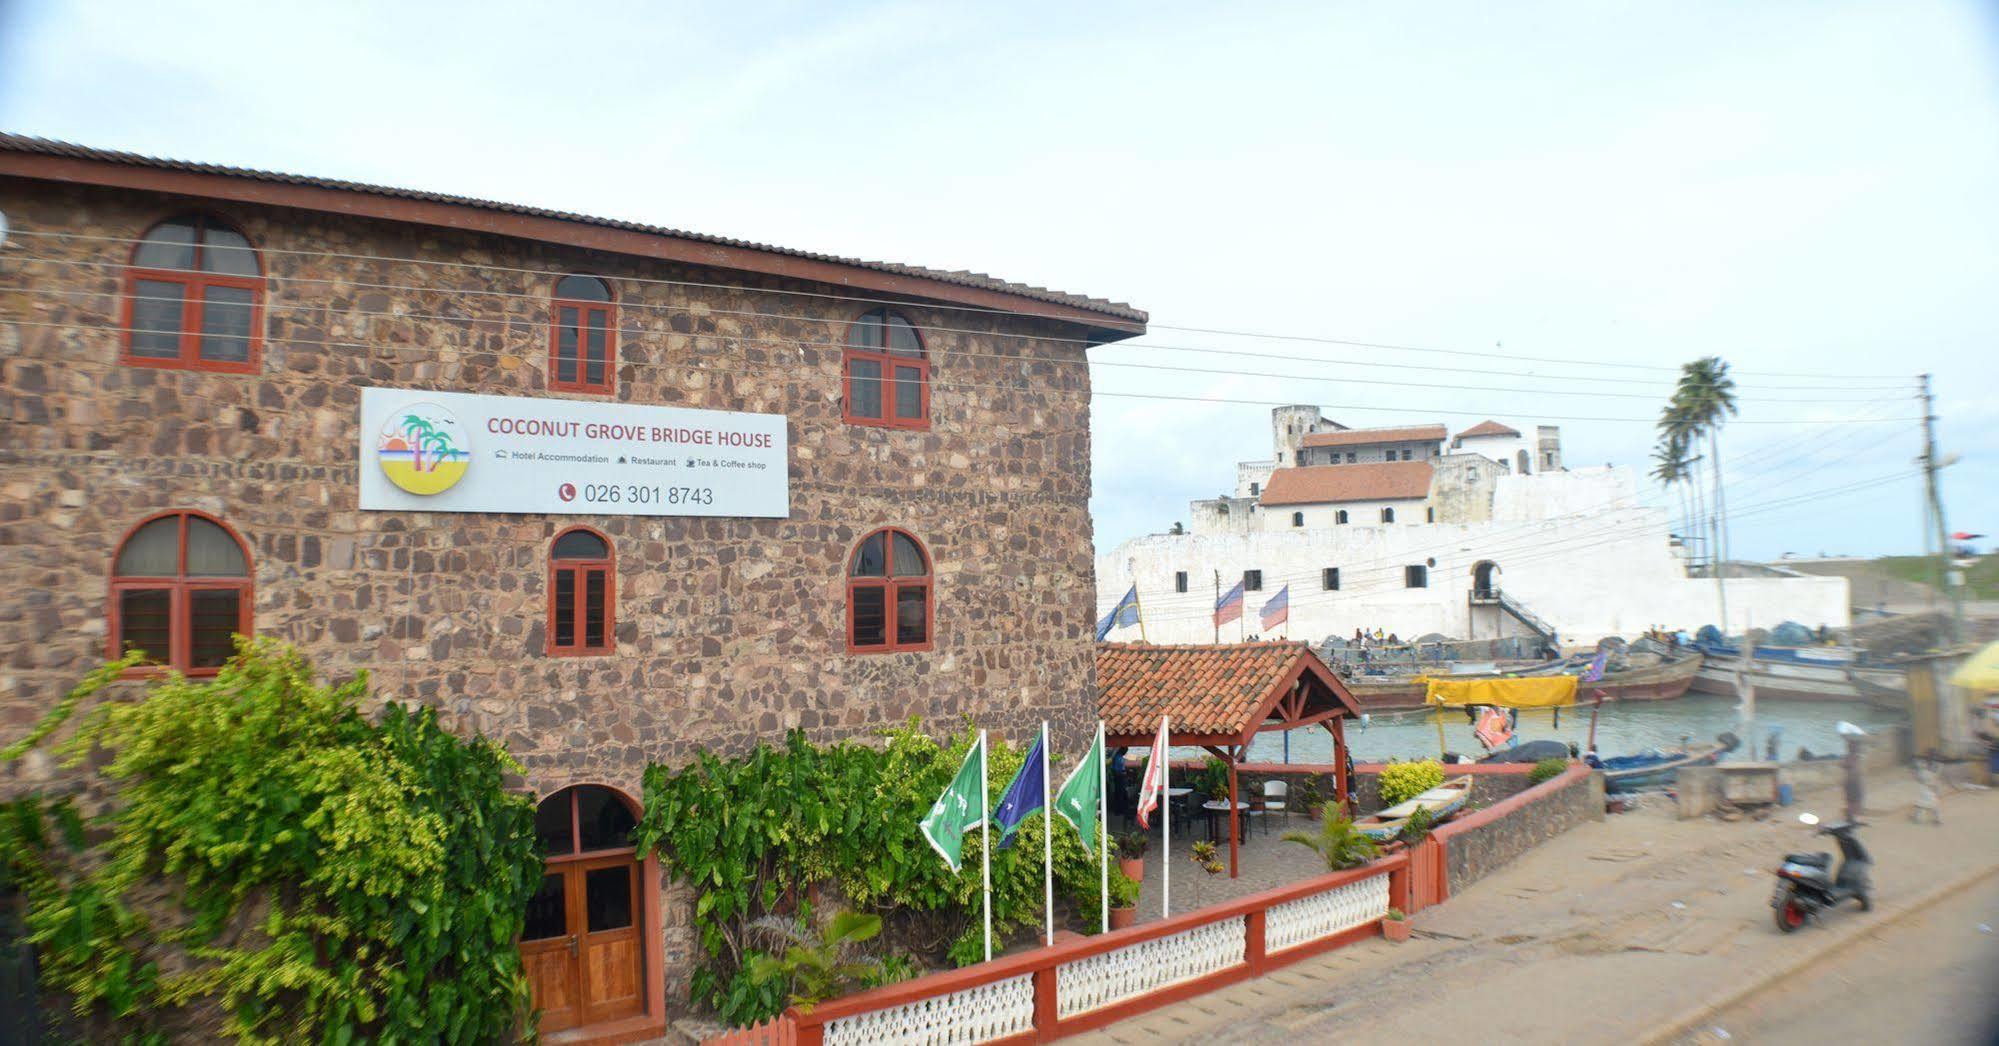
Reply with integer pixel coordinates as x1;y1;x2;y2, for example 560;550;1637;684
1947;641;1999;691
1424;675;1579;708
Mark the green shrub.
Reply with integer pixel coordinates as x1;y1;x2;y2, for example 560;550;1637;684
1397;806;1437;844
1281;805;1380;872
1378;760;1446;807
745;909;896;1013
1528;757;1569;785
0;642;541;1044
1108;870;1141;909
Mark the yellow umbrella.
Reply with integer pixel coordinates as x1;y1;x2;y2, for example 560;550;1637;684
1947;641;1999;691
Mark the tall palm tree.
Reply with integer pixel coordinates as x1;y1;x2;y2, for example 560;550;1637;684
1650;433;1695;555
400;414;437;472
1666;357;1739;627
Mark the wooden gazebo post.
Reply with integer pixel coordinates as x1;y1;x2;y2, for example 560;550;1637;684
1227;756;1240;879
1331;716;1349;814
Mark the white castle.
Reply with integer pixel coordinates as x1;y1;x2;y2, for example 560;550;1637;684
1096;406;1847;647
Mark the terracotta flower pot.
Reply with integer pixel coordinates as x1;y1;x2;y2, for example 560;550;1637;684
1119;857;1144;883
1109;905;1137;930
1382;918;1413;943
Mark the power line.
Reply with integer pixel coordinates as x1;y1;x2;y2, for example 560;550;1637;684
0;314;1924;426
2;226;1914;385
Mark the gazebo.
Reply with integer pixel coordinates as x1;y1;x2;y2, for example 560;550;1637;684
1096;641;1363;878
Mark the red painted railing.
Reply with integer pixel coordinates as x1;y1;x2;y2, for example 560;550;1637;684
704;1013;797;1046
786;852;1412;1045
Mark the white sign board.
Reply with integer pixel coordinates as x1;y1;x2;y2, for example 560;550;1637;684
359;387;788;517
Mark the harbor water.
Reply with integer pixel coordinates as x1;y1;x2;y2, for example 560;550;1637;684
1234;695;1907;765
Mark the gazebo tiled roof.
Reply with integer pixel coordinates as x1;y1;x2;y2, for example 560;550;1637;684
1095;641;1359;743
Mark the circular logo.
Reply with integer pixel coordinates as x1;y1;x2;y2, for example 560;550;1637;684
557;483;577;502
377;402;471;496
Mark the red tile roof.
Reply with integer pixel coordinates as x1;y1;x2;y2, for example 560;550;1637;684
1096;642;1356;740
1454;420;1520;440
0;133;1146;326
1258;462;1434;506
1299;424;1447;449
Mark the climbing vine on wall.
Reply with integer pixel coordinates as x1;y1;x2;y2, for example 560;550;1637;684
0;642;543;1044
635;724;1106;1026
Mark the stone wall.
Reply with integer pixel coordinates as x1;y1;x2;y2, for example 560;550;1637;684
1435;766;1604;894
0;179;1111;993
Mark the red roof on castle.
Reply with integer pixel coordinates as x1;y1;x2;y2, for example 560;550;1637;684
1258;461;1434;506
1454;420;1521;440
1299;424;1447;449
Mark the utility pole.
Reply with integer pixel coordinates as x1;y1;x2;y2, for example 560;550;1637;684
1919;374;1964;643
1212;570;1221;645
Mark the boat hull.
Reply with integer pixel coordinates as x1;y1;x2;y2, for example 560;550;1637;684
1690;660;1864;701
1345;653;1702;712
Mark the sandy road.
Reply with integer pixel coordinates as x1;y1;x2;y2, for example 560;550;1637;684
1674;875;1999;1046
1075;772;1999;1046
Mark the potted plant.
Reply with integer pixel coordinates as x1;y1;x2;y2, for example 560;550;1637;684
1382;907;1413;943
1189;840;1217;865
1107;870;1141;930
1115;830;1148;883
1295;776;1326;819
1200;756;1231;802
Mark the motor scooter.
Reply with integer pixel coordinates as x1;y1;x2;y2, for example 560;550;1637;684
1770;812;1872;932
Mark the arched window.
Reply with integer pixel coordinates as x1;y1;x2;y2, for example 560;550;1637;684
848;527;931;652
1517;449;1532;475
1381;507;1396;524
1335;510;1349;525
551;275;616;394
842;308;928;429
109;511;252;674
1291;512;1304;528
524;785;645;1031
549;528;614;656
123;214;263;372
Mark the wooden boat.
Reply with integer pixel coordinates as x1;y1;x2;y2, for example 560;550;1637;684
1355;775;1473;840
1598;734;1738;793
1690;654;1866;701
1847;666;1908;710
1341;650;1703;713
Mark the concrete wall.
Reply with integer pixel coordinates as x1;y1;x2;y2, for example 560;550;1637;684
1298;440;1440;467
1436;767;1604;894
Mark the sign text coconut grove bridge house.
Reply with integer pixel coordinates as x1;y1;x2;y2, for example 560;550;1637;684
0;134;1145;1042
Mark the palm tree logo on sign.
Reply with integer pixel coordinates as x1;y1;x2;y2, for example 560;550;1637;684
377;403;471;496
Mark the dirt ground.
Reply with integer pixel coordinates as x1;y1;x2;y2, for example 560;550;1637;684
1074;769;1999;1045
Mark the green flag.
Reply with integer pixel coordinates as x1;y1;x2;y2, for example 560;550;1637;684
1053;726;1103;852
919;733;987;872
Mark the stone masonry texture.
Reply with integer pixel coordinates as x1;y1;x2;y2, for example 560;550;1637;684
0;179;1111;993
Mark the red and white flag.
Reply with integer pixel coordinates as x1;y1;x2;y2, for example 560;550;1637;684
1135;717;1170;829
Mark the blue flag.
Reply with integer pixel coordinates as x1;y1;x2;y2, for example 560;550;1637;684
991;731;1048;849
1582;650;1609;683
1095;585;1141;640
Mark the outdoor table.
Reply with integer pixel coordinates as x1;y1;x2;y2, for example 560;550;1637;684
1200;800;1249;845
1165;787;1194;832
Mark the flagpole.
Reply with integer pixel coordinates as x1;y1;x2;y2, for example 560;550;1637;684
1135;590;1147;643
1162;715;1171;920
979;729;992;963
1041;720;1054;947
1096;721;1108;934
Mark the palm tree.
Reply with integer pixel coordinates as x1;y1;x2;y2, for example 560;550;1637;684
1664;358;1739;627
400;414;436;472
1281;805;1380;872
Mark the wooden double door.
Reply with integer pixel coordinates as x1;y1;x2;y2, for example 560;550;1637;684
521;853;645;1033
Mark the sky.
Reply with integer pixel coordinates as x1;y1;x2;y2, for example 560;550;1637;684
3;0;1996;561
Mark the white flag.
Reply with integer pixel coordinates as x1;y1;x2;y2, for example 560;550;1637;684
1135;718;1170;829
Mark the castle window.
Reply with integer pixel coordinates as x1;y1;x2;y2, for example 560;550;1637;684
849;528;932;652
550;275;616;394
1381;507;1395;524
1405;565;1429;588
1426;507;1435;523
1336;510;1349;525
843;309;928;429
110;511;253;674
1291;512;1304;528
1243;569;1263;592
1175;571;1189;593
123;214;263;372
550;528;615;656
1322;567;1340;591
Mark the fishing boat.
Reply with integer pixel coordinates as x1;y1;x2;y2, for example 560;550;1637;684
1355;774;1473;840
1689;642;1868;701
1339;649;1702;713
1598;733;1739;793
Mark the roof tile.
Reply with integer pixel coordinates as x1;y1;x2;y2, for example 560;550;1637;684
1299;424;1447;449
1259;462;1434;506
1097;641;1329;737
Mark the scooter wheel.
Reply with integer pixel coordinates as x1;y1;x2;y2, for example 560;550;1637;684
1774;896;1807;933
1855;892;1871;912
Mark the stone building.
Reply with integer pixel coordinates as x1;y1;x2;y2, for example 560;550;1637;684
0;135;1144;1040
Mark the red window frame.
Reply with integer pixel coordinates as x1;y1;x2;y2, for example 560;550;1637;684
549;276;617;395
846;527;933;654
549;527;616;657
106;510;254;677
840;309;929;430
120;214;265;374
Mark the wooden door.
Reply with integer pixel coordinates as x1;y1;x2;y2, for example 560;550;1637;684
522;856;645;1032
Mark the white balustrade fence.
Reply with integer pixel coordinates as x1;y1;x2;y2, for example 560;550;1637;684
822;973;1034;1046
1054;915;1246;1020
1263;871;1389;953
